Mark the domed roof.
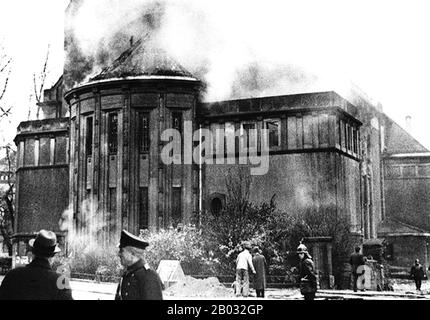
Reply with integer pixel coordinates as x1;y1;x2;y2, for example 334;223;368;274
90;37;196;82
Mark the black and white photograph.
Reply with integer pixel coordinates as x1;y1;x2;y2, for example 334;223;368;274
0;0;430;311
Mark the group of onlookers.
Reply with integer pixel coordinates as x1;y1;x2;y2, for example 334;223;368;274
234;241;267;298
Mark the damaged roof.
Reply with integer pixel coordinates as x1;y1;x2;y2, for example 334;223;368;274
90;37;196;82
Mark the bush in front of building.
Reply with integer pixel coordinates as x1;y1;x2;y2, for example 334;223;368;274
141;226;220;276
52;239;122;282
266;207;357;289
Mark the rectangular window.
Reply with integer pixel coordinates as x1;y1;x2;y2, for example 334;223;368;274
55;136;67;164
240;122;257;151
24;139;35;166
296;117;303;149
210;123;220;155
172;187;182;227
264;119;281;148
347;123;352;152
344;122;349;150
86;116;93;156
172;112;182;160
303;115;312;149
352;127;358;154
225;122;235;156
172;112;183;133
386;166;401;178
319;114;329;147
39;137;51;166
287;117;297;149
402;166;416;177
139;187;149;230
138;113;150;153
339;120;345;149
418;165;430;177
108;113;118;154
108;188;117;213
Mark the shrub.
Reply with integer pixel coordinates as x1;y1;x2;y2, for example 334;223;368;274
52;238;122;281
142;226;219;276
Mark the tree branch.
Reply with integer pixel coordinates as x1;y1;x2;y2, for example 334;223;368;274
33;45;50;119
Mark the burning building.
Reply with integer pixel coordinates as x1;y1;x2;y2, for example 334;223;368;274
64;39;202;243
10;1;430;278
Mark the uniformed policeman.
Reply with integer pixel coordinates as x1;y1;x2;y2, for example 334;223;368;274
115;229;163;300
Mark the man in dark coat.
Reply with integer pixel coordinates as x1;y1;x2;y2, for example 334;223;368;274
349;246;365;292
252;247;267;298
0;229;73;300
297;243;317;300
410;259;425;291
115;230;163;300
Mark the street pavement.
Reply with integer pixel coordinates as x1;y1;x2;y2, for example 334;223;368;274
1;275;429;300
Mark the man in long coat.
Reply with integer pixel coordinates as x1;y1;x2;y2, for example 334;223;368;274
297;243;317;300
0;229;73;300
252;247;267;298
349;246;365;292
410;259;425;291
115;230;163;300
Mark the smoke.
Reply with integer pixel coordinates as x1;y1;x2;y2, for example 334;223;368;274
59;197;119;252
64;0;349;100
229;61;320;100
65;0;168;89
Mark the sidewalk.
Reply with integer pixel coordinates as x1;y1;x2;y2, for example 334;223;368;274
2;275;429;300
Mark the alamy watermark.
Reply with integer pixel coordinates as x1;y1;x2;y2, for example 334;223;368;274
160;121;270;175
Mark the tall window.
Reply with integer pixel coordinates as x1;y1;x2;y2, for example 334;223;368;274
172;112;183;133
172;113;182;159
108;188;117;213
139;187;149;230
353;127;358;154
108;113;118;154
172;187;182;227
264;119;281;148
224;122;235;155
138;113;150;153
240;122;257;150
86;116;93;156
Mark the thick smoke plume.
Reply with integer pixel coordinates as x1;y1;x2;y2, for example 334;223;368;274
64;0;339;101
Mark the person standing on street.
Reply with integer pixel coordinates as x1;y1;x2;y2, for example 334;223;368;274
235;241;256;297
115;230;163;300
0;229;73;300
252;246;267;298
297;243;317;300
349;246;365;292
410;259;425;291
116;230;163;300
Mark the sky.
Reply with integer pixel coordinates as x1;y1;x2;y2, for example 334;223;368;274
0;0;429;151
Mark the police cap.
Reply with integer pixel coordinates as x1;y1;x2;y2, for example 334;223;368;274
119;229;149;250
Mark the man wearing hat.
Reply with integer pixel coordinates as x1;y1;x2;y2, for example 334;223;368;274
0;229;73;300
115;229;163;300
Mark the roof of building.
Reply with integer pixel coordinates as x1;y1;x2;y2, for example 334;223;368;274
386;152;430;158
382;114;429;154
199;91;359;119
378;217;430;236
89;37;196;82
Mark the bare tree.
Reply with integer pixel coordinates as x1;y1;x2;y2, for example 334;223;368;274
0;144;16;256
0;45;12;121
33;45;50;119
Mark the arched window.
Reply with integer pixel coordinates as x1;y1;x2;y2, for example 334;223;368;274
210;197;223;216
208;193;225;216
